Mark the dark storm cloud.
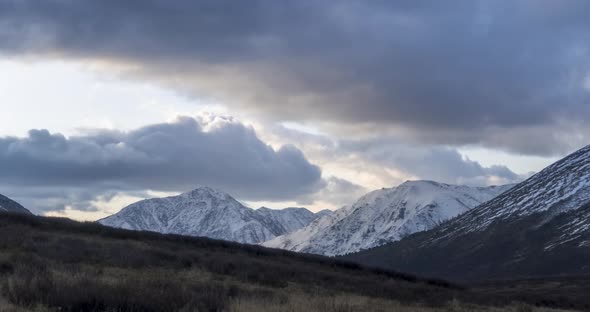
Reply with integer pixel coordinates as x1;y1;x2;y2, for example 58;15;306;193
1;0;590;155
0;116;324;211
0;185;137;214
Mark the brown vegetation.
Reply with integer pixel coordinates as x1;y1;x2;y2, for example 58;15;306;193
0;213;582;311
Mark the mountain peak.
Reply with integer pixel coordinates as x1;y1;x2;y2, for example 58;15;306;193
345;144;590;281
400;180;445;187
263;182;510;256
397;180;450;192
181;186;233;200
257;206;307;212
100;188;322;244
438;143;590;237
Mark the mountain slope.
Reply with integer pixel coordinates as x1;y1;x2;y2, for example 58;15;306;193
263;181;512;256
263;204;356;255
0;193;32;215
99;187;322;244
345;144;590;281
8;212;582;312
255;207;321;236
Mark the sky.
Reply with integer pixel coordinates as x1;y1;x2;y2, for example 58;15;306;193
0;0;588;220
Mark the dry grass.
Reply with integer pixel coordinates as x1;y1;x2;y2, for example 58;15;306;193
2;291;578;312
0;295;48;312
0;213;584;312
230;292;577;312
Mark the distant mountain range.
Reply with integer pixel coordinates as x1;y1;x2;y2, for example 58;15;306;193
344;144;590;281
98;144;590;282
0;193;32;215
99;187;330;244
263;181;512;256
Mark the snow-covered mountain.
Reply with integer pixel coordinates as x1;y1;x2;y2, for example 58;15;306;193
263;181;512;256
433;144;590;242
345;144;590;281
0;193;32;215
99;187;325;244
254;207;328;237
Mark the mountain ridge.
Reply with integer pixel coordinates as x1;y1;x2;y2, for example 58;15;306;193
99;186;326;244
344;144;590;281
436;144;590;241
0;193;32;215
263;180;513;256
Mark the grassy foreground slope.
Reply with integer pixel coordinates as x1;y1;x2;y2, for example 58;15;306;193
0;213;577;312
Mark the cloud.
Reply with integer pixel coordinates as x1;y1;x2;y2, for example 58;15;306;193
296;176;368;208
339;138;522;186
0;184;145;216
0;115;324;212
1;1;589;156
262;124;523;189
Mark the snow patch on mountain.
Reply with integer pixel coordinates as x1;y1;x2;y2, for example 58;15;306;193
434;144;590;242
99;187;323;244
254;207;321;236
263;181;512;256
263;204;355;253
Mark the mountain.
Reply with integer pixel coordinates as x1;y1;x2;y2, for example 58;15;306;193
345;144;590;281
314;209;334;218
263;204;356;255
99;187;323;244
0;193;32;215
263;181;512;256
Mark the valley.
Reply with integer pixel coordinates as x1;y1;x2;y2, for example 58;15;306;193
0;213;583;312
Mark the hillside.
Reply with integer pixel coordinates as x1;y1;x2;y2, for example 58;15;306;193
0;194;32;215
345;145;590;282
0;213;581;311
263;181;511;256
